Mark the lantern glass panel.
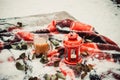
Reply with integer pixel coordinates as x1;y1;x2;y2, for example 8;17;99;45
71;49;76;61
65;48;68;60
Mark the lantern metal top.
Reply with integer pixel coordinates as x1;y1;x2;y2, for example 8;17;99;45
68;32;78;40
63;32;82;48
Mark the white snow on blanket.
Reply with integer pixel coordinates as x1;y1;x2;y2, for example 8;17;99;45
0;0;120;80
0;48;120;80
0;0;120;45
0;62;25;80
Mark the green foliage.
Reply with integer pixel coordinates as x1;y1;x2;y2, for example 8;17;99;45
15;62;25;71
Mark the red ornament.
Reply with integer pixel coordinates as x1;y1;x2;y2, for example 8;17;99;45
63;32;82;65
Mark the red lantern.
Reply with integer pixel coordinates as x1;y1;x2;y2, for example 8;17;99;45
63;32;82;65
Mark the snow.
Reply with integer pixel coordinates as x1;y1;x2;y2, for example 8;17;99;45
31;59;57;77
10;49;26;59
0;62;25;80
87;58;120;74
0;48;120;80
0;49;12;62
0;0;120;80
0;0;120;45
22;25;47;32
